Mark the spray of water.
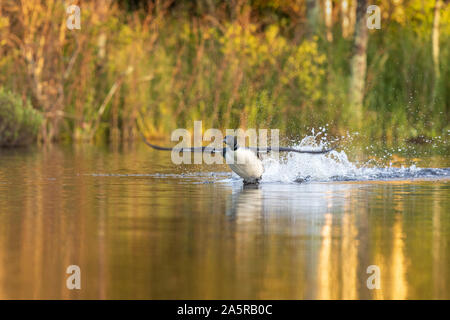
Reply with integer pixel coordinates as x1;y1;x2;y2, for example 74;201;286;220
260;129;449;183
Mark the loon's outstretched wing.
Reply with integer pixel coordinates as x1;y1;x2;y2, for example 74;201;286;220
141;132;334;155
249;146;334;154
140;132;225;154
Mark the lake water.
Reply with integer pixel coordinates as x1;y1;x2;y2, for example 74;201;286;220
0;140;449;299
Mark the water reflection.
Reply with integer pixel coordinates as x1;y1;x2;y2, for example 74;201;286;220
0;145;448;299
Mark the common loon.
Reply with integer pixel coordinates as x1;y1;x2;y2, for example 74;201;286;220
141;134;333;184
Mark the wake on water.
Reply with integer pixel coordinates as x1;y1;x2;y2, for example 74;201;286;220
254;131;449;184
260;150;449;183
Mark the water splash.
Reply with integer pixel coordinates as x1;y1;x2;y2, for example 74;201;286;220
261;132;450;183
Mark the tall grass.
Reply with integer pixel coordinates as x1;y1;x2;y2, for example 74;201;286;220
0;0;448;144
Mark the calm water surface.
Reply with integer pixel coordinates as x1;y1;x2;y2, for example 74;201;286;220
0;143;449;299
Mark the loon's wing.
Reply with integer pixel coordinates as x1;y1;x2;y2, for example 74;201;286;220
248;146;334;154
140;133;225;154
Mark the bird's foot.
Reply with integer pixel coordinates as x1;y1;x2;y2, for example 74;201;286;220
243;178;261;185
294;175;311;183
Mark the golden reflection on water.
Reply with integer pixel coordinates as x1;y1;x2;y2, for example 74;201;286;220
0;144;448;299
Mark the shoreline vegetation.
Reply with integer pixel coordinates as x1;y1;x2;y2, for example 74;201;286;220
0;88;42;147
0;1;448;147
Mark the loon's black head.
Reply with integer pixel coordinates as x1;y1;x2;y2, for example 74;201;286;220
223;135;238;150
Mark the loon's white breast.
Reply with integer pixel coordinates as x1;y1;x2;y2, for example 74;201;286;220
225;147;264;183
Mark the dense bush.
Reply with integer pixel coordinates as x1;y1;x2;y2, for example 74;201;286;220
0;88;43;147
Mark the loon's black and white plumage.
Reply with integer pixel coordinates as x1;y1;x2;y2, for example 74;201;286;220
140;133;333;184
222;135;264;184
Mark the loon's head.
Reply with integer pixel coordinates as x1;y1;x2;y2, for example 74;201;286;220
223;135;238;150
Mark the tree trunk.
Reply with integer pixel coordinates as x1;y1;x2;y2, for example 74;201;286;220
306;0;320;36
341;0;350;38
432;0;442;101
324;0;333;42
349;0;368;125
349;0;357;39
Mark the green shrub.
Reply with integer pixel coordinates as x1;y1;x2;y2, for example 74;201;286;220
0;88;43;147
